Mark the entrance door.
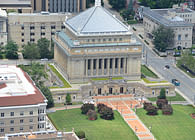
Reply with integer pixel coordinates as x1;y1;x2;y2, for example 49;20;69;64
109;88;113;94
98;88;101;95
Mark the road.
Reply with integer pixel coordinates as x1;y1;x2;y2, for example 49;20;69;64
132;29;195;104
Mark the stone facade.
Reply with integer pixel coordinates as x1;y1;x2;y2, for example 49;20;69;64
8;12;69;46
0;9;7;46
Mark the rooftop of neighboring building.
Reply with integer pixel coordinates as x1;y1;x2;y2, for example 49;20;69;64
0;65;46;107
142;6;193;27
8;11;71;16
4;131;79;140
0;8;7;17
0;0;31;6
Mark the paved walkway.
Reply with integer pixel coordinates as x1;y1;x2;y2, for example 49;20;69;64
95;95;155;140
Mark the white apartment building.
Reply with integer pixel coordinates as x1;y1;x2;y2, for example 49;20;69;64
0;9;7;46
0;65;47;136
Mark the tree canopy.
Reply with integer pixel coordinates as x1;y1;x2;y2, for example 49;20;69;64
152;26;175;52
5;41;18;59
139;0;185;9
37;38;51;59
23;43;40;60
108;0;126;11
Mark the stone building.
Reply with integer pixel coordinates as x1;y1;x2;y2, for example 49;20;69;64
0;9;7;46
31;0;86;13
54;1;142;83
0;65;47;136
142;6;194;50
8;12;69;46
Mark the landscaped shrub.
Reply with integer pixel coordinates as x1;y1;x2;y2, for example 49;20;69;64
156;99;168;109
162;104;173;115
158;88;166;99
65;93;72;105
97;103;106;113
99;106;114;120
143;102;152;110
75;130;85;139
87;109;97;120
81;103;95;114
146;105;158;115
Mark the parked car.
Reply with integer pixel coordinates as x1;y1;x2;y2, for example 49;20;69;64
41;58;48;61
172;79;180;86
165;65;170;69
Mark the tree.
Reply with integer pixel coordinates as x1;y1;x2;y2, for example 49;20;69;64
37;38;50;59
146;105;158;115
162;104;173;115
65;93;72;105
143;102;152;110
152;26;175;52
158;88;166;99
99;106;114;120
86;0;104;8
5;41;18;59
87;109;97;120
22;43;40;60
81;103;95;114
156;99;168;109
108;0;126;11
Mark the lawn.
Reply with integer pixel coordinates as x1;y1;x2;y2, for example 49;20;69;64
137;105;195;140
147;92;186;102
48;64;71;88
48;108;138;140
91;77;123;81
142;78;168;84
141;65;158;78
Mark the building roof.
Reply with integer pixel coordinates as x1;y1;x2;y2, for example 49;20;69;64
0;0;31;6
66;5;129;35
0;8;7;17
142;7;193;27
0;65;46;107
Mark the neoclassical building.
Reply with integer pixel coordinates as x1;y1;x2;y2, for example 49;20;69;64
54;1;142;83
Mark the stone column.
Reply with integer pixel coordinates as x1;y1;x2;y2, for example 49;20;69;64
107;58;110;75
102;58;104;76
85;59;88;76
123;57;126;74
96;59;98;76
113;58;115;75
118;58;120;75
91;59;93;76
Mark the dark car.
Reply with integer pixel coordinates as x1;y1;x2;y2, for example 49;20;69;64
165;65;170;69
172;79;180;86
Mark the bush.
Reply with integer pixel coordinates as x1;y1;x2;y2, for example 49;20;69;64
87;109;97;120
146;105;158;115
99;106;114;120
81;103;95;114
158;88;166;99
162;104;173;115
143;102;152;110
65;93;72;105
97;103;106;113
156;99;168;109
75;131;85;139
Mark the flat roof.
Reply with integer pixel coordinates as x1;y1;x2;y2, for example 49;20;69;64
0;0;31;5
0;65;46;107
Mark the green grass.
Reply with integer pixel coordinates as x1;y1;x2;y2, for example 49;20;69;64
147;92;186;102
48;64;71;88
141;65;158;78
48;108;138;140
142;78;168;84
91;77;123;81
137;105;195;140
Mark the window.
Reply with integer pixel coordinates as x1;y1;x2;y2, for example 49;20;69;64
30;26;34;30
88;59;91;70
21;33;24;36
21;39;24;42
152;90;155;95
21;26;24;30
73;95;76;100
30;38;35;42
120;87;123;93
51;25;56;29
38;124;44;129
114;38;117;41
115;58;118;68
92;39;95;42
178;34;181;41
0;128;4;132
119;38;122;41
20;119;23;123
185;34;188;38
58;96;61;101
10;112;14;116
51;32;55;35
41;26;45;29
104;59;107;69
109;38;112;41
98;88;101;95
10;128;14;131
29;126;33;129
1;113;4;117
110;58;113;69
29;118;33;122
29;111;33;115
10;120;14;124
109;88;112;94
20;127;23;131
30;32;35;36
41;32;45;36
98;39;101;42
93;59;96;69
99;59;102;69
20;112;24;116
103;38;106;42
166;89;169;94
61;25;65;29
0;121;4;125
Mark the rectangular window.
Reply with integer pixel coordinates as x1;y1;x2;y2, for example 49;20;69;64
110;59;113;69
99;59;102;69
30;32;35;36
21;39;24;42
120;87;123;93
29;118;33;122
88;59;91;70
178;34;181;41
61;25;65;29
10;112;14;116
115;58;118;68
29;126;33;129
20;127;23;131
41;32;45;36
10;120;14;124
21;26;24;30
41;26;45;29
1;113;4;117
30;26;34;30
0;128;4;132
21;33;24;36
51;25;56;29
104;59;107;69
29;111;33;115
93;59;96;69
20;111;24;116
20;119;23;123
10;128;14;131
185;34;188;38
120;58;124;68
